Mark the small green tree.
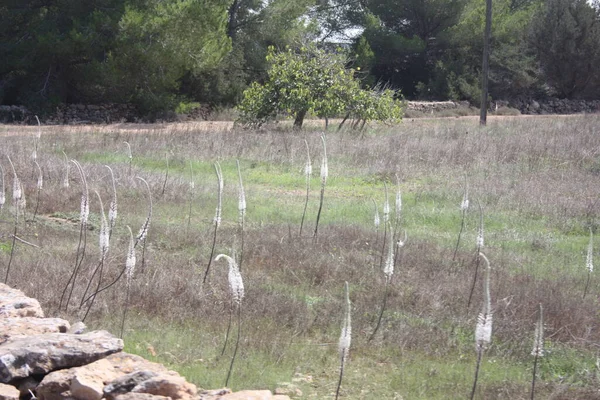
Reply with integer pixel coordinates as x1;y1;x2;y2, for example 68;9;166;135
237;45;403;129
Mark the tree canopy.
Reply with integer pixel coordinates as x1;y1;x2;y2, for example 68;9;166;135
1;0;599;116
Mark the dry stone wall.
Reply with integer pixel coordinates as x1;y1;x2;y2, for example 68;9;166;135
0;283;290;400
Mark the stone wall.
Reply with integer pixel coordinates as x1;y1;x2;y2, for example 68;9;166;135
0;283;289;400
46;104;139;124
507;98;600;115
405;101;471;113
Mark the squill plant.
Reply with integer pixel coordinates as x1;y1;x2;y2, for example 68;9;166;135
62;151;70;189
453;176;469;262
467;202;485;311
470;252;492;400
161;152;169;196
299;139;312;236
4;155;22;284
372;199;380;246
32;161;43;221
236;160;246;271
393;177;402;234
31;116;41;177
584;228;593;298
335;281;351;400
124;141;133;176
379;183;390;271
187;161;195;232
0;163;5;213
215;254;245;387
202;162;223;284
313;133;327;241
530;303;544;400
369;225;394;342
135;177;152;272
120;226;136;339
81;191;110;322
59;159;89;312
106;166;118;238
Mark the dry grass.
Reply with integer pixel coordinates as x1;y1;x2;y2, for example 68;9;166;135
2;114;600;398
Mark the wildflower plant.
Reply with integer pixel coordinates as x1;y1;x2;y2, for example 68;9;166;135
215;254;245;386
470;252;493;400
336;281;351;400
530;303;544;400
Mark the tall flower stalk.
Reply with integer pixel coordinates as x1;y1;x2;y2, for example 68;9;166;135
187;161;195;233
124;141;133;176
120;226;136;339
62;151;70;189
4;155;22;284
372;198;380;247
106;165;118;239
203;162;223;284
313;133;328;241
32;161;43;221
0;164;5;213
379;183;390;271
470;252;492;400
369;225;394;342
59;159;89;312
584;228;593;298
299;139;312;236
453;176;469;262
530;303;544;400
135;177;152;272
467;201;485;311
236;160;246;271
335;281;351;400
81;191;110;322
215;254;245;387
161;152;169;196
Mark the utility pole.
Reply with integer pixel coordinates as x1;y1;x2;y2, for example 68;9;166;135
480;0;493;126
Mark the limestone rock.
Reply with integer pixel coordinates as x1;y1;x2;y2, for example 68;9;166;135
0;284;43;318
70;359;120;400
67;322;87;335
130;375;196;400
0;317;70;342
197;389;232;399
218;390;290;400
115;394;171;400
37;369;74;400
0;383;20;400
103;371;159;400
0;331;123;383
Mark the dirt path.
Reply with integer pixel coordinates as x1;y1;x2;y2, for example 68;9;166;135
0;114;591;138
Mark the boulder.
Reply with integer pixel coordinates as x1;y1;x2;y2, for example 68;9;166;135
0;331;123;383
0;284;44;318
0;383;20;400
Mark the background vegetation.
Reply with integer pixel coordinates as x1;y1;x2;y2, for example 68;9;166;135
2;115;600;398
1;0;599;116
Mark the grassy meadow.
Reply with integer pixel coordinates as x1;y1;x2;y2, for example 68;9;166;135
1;115;600;399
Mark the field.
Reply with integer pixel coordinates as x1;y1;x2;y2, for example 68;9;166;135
1;115;600;399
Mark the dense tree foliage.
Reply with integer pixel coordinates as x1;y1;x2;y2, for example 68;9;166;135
0;0;599;116
237;45;402;128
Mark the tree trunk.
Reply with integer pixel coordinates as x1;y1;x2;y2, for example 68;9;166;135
227;0;240;42
294;109;307;129
479;0;493;126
